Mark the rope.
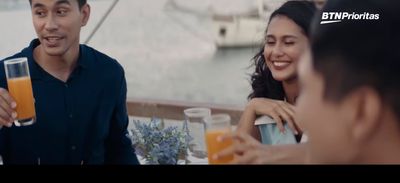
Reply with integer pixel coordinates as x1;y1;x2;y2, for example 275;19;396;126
84;0;119;44
163;0;214;44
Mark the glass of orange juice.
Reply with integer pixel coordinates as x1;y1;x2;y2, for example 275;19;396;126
4;57;36;126
204;114;233;164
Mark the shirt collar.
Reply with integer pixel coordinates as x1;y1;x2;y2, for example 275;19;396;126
25;39;91;80
77;44;91;69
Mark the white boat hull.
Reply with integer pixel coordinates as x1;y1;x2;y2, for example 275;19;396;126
212;16;267;48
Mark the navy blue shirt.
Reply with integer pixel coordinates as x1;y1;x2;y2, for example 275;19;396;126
0;39;139;164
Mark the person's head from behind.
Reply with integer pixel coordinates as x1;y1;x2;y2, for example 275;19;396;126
297;0;400;163
313;0;326;9
28;0;90;56
249;1;316;99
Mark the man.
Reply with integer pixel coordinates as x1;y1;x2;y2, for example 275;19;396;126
296;0;400;163
0;0;139;164
313;0;326;9
216;0;400;164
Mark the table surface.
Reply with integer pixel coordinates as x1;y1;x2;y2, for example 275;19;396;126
137;151;209;165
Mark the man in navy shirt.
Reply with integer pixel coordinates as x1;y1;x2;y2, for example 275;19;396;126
0;0;139;164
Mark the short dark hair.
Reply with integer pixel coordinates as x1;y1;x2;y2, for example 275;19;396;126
248;1;317;100
29;0;87;9
311;0;400;120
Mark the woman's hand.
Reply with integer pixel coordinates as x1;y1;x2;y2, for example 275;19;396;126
238;98;301;135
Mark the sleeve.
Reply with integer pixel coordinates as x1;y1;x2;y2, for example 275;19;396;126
0;126;3;149
300;133;308;143
0;127;4;162
104;67;139;165
0;61;6;161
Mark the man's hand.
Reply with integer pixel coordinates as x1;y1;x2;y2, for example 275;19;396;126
214;132;308;164
0;88;17;127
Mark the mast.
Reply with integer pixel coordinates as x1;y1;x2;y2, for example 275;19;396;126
257;0;264;18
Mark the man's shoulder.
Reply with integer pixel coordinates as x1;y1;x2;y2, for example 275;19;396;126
0;48;30;79
81;44;124;73
1;48;30;63
1;40;36;63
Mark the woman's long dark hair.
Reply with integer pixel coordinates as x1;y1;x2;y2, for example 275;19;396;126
248;1;317;100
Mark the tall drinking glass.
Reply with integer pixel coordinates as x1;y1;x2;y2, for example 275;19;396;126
204;114;234;164
4;57;36;126
184;107;211;159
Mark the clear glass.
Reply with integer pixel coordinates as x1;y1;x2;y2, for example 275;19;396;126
204;114;233;164
183;107;211;159
4;57;36;126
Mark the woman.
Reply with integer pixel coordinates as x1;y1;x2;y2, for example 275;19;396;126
237;0;317;142
213;1;317;164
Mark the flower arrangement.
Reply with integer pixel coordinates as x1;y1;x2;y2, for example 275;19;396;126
130;118;192;164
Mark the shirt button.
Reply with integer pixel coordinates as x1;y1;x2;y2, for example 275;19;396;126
71;146;76;150
69;114;73;118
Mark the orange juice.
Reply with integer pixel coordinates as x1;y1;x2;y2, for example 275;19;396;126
205;129;234;164
7;76;36;120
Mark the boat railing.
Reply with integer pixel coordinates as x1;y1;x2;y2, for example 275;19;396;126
126;98;243;125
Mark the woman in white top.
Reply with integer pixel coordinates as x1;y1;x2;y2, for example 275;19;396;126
214;1;317;164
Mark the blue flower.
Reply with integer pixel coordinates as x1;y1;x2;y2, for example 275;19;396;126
129;118;191;164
